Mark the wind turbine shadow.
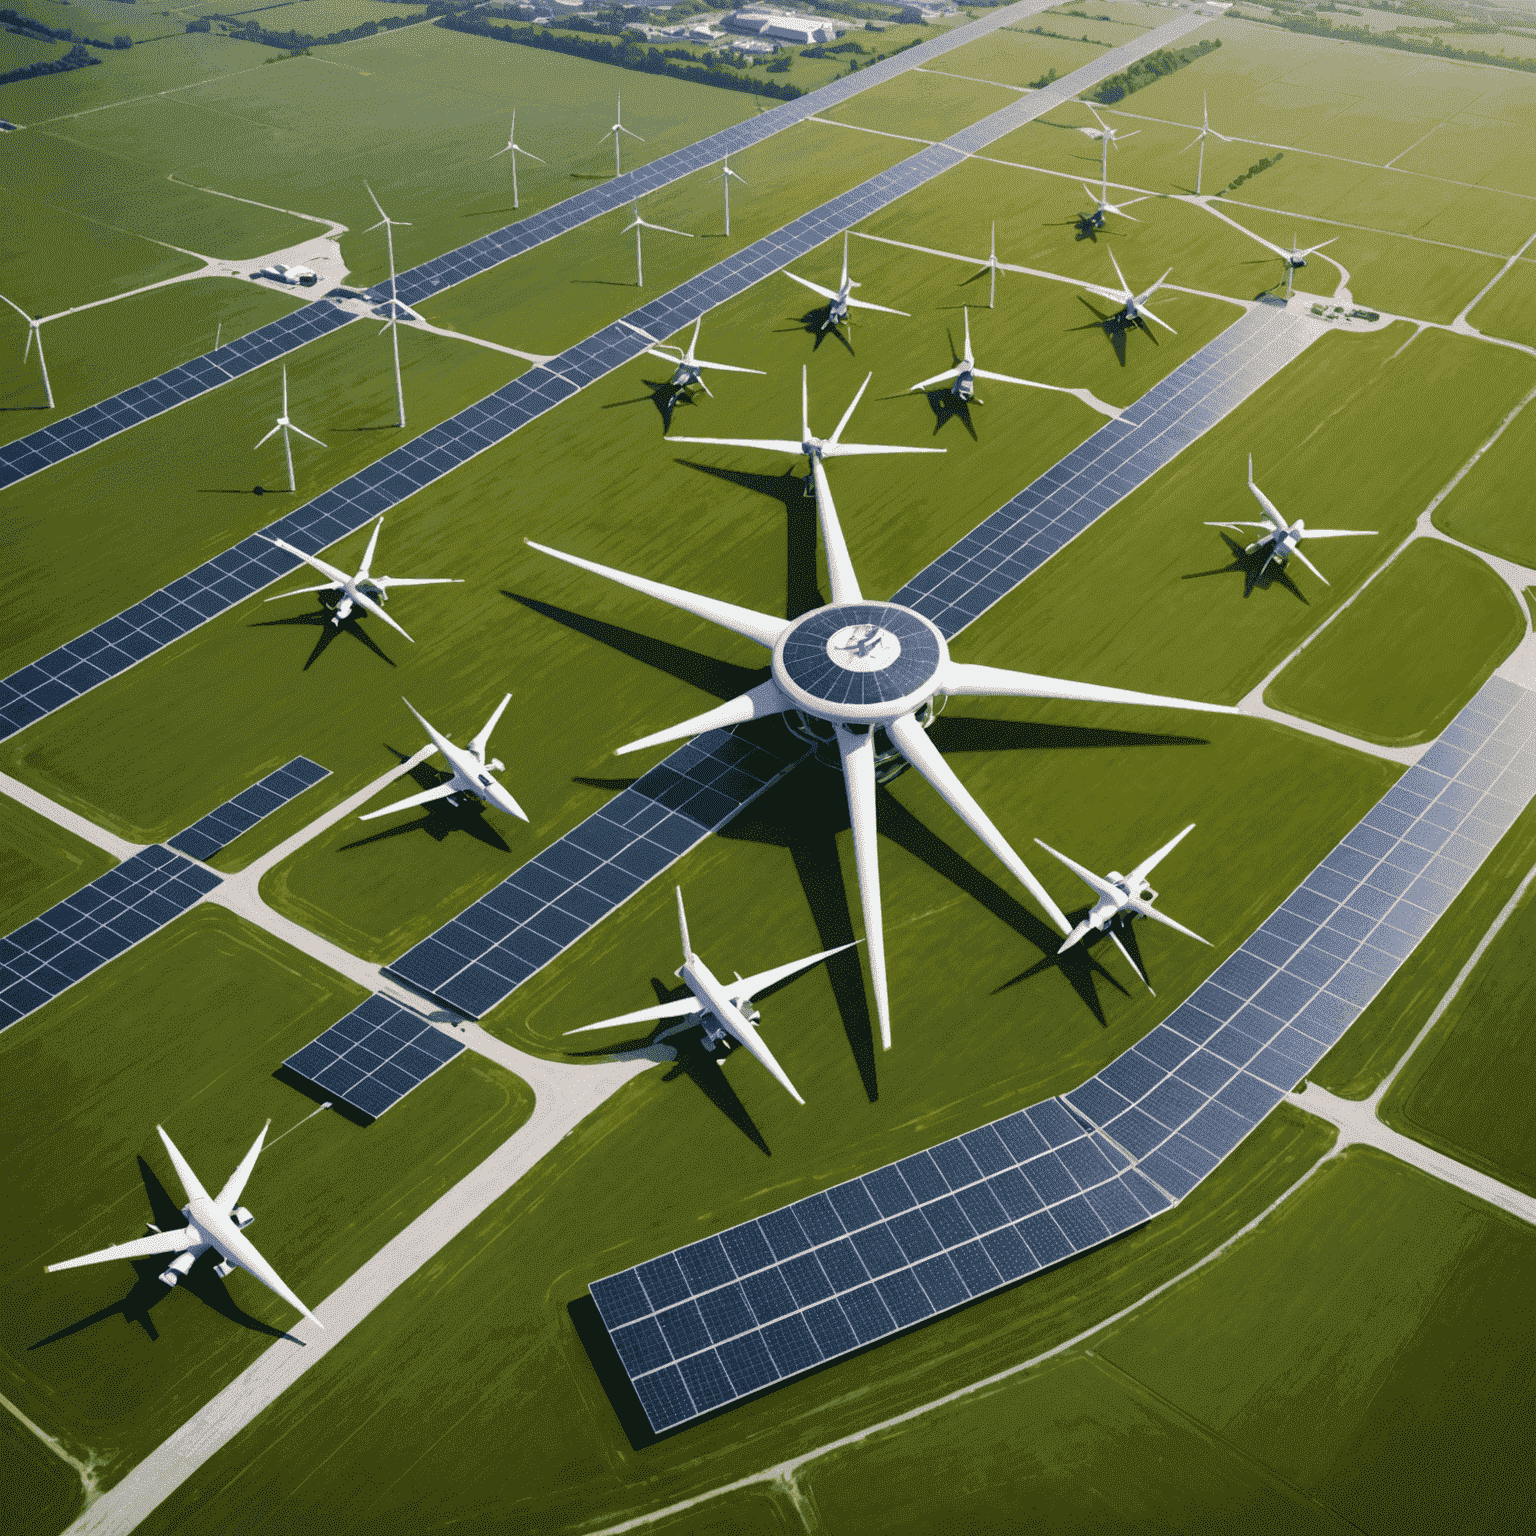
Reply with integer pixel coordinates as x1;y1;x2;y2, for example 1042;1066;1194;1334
1070;296;1130;366
1182;533;1309;603
989;903;1130;1028
250;608;397;670
914;389;978;442
779;310;854;357
339;757;512;853
602;377;691;433
504;590;768;700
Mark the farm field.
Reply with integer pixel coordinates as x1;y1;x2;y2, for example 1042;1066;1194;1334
1467;254;1536;351
1264;539;1524;746
0;795;115;934
922;27;1109;91
2;1409;83;1536
0;903;531;1484
1431;394;1536;566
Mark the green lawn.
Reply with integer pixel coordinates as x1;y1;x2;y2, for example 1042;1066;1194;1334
0;796;116;936
1264;539;1525;746
923;27;1108;90
0;1410;84;1536
0;904;531;1487
1380;874;1536;1196
1468;255;1536;351
125;1102;1333;1536
1431;391;1536;566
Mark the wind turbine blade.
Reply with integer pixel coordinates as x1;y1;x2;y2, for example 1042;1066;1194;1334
350;587;414;643
517;147;546;164
1297;528;1378;538
526;541;787;649
675;884;692;959
47;1227;198;1272
1203;522;1270;531
1056;917;1094;955
1128;823;1197;884
264;582;340;601
724;1012;805;1105
1300;237;1336;257
358;517;384;580
889;714;1071;936
829;373;872;446
963;306;973;362
820;443;945;458
1106;246;1131;299
0;290;30;322
1245;462;1289;532
218;1226;321;1327
782;270;838;302
910;369;963;391
255;424;283;449
265;536;350;587
373;576;463;588
940;660;1238;717
728;941;861;1002
288;423;327;448
641;220;691;238
1180;130;1205;154
1134;902;1210;946
839;231;850;292
802;363;810;443
157;1126;213;1206
615;679;789;756
843;297;908;316
358;781;457;821
970;369;1050;388
619;125;645;141
1134;302;1177;335
470;692;513;759
364;180;388;222
214;1120;270;1211
837;725;889;1050
690;357;766;376
1108;928;1151;990
809;458;863;604
668;435;807;456
564;997;702;1033
1031;837;1120;901
1289;544;1331;585
686;316;702;363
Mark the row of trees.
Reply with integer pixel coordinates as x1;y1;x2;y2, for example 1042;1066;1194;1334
1086;36;1220;104
0;41;101;85
1255;12;1536;73
1;7;131;48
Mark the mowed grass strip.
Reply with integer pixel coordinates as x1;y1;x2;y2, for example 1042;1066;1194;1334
1379;876;1536;1197
1093;1147;1536;1535
0;904;530;1486
124;1102;1332;1536
0;795;116;935
1264;539;1525;747
1432;388;1536;567
0;1410;84;1536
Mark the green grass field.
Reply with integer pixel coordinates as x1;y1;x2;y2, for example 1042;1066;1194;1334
0;1410;84;1536
1468;256;1536;352
1431;392;1536;567
1264;539;1525;746
932;27;1108;90
124;1105;1333;1536
0;903;530;1486
0;797;115;935
1379;875;1536;1196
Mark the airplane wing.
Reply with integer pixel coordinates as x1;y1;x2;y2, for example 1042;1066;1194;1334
265;582;339;602
727;941;860;1003
266;537;350;588
46;1227;197;1273
844;296;908;316
910;368;962;392
668;434;805;455
470;693;513;760
1033;838;1120;901
1127;823;1196;885
564;997;703;1033
213;1223;321;1327
782;270;837;302
1135;902;1210;946
158;1125;213;1205
721;1011;804;1106
692;357;766;376
1298;528;1378;538
358;780;457;822
215;1120;270;1212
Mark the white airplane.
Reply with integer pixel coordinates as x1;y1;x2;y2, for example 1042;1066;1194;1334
1034;824;1209;992
46;1122;321;1328
1205;455;1377;585
565;887;855;1104
1086;249;1176;335
1247;229;1337;298
360;694;527;822
621;317;765;401
1079;104;1146;229
909;306;1051;404
265;517;461;642
783;233;908;334
1181;91;1230;197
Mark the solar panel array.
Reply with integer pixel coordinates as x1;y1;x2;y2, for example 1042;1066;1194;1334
167;756;330;862
0;300;354;492
282;994;467;1118
387;727;810;1017
590;671;1536;1433
0;13;1212;746
0;846;222;1032
893;300;1319;640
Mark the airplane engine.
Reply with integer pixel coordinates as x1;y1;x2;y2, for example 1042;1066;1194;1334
212;1258;236;1279
158;1250;199;1288
232;1206;255;1229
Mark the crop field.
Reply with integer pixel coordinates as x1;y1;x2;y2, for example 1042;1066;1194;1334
934;27;1109;90
0;796;114;934
1468;254;1536;352
1432;395;1536;566
1264;540;1524;746
0;903;531;1485
814;66;1022;141
125;1108;1335;1535
1380;877;1536;1196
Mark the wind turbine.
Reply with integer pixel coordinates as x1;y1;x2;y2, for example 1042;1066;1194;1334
46;1122;321;1328
620;317;765;401
360;695;528;822
1034;823;1209;993
1;292;53;408
783;233;909;334
715;152;747;237
624;200;691;288
264;516;461;640
600;95;643;177
490;109;544;211
255;366;326;493
1205;455;1377;586
908;306;1060;404
1248;228;1338;299
1181;91;1230;197
366;181;410;429
1085;249;1176;334
973;220;1003;310
1078;104;1146;229
527;429;1236;1049
565;886;858;1104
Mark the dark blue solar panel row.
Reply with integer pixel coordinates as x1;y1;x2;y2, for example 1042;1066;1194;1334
167;756;330;862
387;726;809;1017
892;299;1321;640
0;300;355;492
0;846;222;1032
282;993;466;1119
591;672;1536;1432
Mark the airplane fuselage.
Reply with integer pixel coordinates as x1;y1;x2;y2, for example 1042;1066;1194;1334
162;1196;256;1286
678;954;757;1054
437;741;520;815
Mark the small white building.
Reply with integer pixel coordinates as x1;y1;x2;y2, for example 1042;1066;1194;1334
725;8;836;42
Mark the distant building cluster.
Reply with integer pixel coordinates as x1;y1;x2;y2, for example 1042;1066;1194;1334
724;7;841;43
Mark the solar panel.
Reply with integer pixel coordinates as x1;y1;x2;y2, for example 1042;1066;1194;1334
282;994;467;1118
167;756;330;862
0;846;222;1031
590;673;1536;1433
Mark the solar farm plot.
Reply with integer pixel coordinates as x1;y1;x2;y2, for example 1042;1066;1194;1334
589;673;1536;1434
282;994;466;1119
0;846;221;1031
167;756;330;862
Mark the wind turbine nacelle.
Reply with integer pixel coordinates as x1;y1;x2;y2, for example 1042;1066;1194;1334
1289;255;1307;268
159;1250;199;1288
232;1206;255;1229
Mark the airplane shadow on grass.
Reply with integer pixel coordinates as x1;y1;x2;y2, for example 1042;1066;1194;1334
249;605;397;671
338;746;513;854
30;1159;296;1348
1183;532;1309;603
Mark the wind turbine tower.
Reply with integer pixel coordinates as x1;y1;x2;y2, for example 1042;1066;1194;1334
601;95;644;178
1181;92;1230;197
624;201;691;288
1;292;53;409
491;109;544;211
716;152;747;238
366;181;410;430
256;367;326;493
